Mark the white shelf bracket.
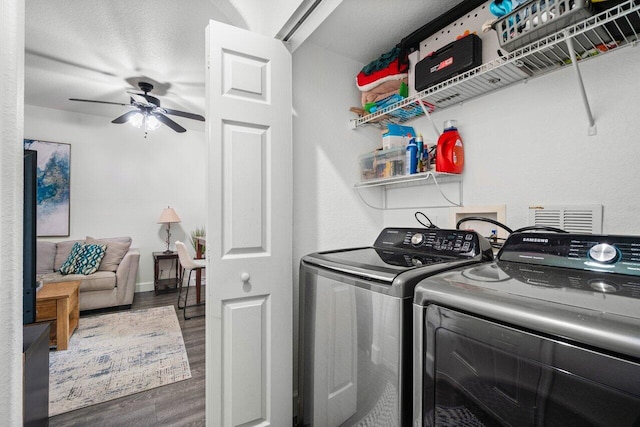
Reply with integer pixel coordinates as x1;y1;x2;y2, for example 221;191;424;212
565;31;597;136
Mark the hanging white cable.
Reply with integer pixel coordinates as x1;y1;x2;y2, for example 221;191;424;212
418;100;441;139
564;31;597;136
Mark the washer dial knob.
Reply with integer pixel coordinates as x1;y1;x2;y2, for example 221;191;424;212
411;233;424;246
589;243;618;263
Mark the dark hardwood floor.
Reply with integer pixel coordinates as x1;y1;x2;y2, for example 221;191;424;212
48;289;206;427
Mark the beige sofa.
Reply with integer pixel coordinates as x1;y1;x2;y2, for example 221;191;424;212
36;236;140;311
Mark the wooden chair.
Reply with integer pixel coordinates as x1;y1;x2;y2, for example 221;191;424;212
175;240;205;319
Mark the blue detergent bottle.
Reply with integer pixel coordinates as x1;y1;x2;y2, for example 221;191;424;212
406;137;418;175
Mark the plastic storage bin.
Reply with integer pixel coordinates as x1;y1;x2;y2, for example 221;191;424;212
496;0;595;52
359;147;406;182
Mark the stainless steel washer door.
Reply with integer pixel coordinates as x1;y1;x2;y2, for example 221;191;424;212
299;264;409;426
420;305;640;426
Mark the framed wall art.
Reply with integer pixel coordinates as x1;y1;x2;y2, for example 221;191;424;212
23;139;71;237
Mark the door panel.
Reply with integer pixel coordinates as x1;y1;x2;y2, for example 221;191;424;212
206;20;292;427
222;121;269;256
221;50;269;102
225;296;269;425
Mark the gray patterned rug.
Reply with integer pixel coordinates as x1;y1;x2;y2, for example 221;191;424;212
49;305;192;417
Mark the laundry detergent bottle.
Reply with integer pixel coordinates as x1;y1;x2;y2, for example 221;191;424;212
436;120;464;174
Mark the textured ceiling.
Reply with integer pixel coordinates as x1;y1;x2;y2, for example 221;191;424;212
24;0;463;127
25;0;230;130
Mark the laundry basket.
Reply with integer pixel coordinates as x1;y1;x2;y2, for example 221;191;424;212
496;0;595;52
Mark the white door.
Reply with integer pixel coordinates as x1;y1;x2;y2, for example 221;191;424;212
205;21;292;427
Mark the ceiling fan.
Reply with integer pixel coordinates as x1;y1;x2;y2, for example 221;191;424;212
69;81;205;134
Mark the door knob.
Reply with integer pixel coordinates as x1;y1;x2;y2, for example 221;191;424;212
241;272;250;282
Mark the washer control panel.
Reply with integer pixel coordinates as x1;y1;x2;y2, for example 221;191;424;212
374;228;480;257
499;232;640;276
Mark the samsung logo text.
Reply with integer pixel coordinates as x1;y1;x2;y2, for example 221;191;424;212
523;238;549;243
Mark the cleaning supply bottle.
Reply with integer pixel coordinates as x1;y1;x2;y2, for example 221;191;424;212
415;134;424;172
406;137;418;175
436;120;464;174
423;144;431;171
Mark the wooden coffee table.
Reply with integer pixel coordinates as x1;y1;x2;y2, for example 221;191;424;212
35;280;80;350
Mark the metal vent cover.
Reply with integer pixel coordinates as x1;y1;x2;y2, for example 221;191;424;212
529;205;603;234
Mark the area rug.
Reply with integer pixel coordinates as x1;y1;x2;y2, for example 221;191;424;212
49;305;192;416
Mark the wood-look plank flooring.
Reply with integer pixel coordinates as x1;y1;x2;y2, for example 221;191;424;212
48;289;206;427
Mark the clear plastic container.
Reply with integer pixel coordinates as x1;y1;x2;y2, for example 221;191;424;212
359;147;406;182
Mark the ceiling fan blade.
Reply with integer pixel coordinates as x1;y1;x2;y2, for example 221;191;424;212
69;98;128;106
127;92;149;104
111;110;140;124
154;113;186;133
163;108;205;121
127;91;160;107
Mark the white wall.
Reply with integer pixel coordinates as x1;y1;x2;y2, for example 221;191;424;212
24;105;207;290
0;0;25;423
291;41;383;397
383;46;640;234
292;42;383;275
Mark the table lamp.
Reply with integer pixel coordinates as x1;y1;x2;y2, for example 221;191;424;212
158;206;181;253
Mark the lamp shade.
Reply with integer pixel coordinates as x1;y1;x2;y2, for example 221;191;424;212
158;207;181;224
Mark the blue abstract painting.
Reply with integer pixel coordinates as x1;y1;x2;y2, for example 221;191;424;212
24;139;71;236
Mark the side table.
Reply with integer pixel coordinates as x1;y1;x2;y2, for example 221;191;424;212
153;251;180;294
35;280;80;350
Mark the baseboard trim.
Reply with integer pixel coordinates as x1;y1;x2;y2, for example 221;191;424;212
135;279;205;294
136;281;155;293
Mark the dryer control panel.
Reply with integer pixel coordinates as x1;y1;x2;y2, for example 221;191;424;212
499;232;640;276
373;228;490;258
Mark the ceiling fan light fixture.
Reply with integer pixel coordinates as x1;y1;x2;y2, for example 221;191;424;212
70;81;203;134
146;114;161;131
129;111;144;128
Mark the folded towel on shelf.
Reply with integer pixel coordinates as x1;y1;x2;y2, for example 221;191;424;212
360;47;401;75
356;57;408;91
361;78;408;106
365;94;405;114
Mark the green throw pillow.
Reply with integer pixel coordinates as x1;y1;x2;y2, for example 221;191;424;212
75;243;107;275
58;242;84;275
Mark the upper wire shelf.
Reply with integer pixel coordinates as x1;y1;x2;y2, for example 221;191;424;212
350;0;640;129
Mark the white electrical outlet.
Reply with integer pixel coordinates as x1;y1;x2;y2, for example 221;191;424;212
450;204;507;239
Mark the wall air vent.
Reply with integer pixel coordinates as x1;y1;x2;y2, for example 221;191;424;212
529;205;603;234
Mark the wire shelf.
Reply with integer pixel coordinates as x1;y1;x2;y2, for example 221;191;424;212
354;171;464;209
351;0;640;129
354;171;461;189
